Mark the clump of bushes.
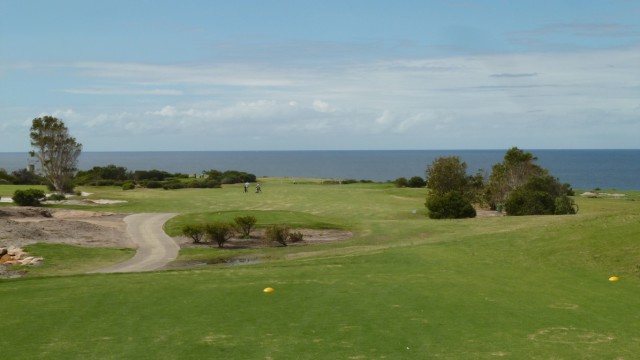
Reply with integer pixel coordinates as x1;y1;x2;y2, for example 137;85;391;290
180;215;305;248
12;189;46;206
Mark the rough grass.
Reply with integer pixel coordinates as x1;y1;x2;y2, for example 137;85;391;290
0;182;639;359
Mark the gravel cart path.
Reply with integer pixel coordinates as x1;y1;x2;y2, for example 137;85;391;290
91;213;179;273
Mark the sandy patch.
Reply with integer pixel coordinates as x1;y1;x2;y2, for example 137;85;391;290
0;207;132;248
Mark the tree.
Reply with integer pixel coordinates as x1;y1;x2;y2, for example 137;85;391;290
425;156;477;219
484;147;546;209
29;116;82;194
426;156;469;195
393;177;409;187
407;176;426;188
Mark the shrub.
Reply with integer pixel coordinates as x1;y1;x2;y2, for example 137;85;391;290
47;193;66;201
554;195;578;215
394;177;408;187
162;182;185;190
265;225;290;246
122;182;136;190
234;215;257;238
145;181;163;189
12;189;46;206
425;191;476;219
504;189;555;216
289;231;304;243
182;224;206;244
504;175;573;216
408;176;426;188
188;179;221;188
205;222;235;248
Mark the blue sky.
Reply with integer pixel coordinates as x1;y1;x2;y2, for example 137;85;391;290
1;0;639;151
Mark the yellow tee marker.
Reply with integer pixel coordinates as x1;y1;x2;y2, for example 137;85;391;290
609;276;620;282
263;287;275;293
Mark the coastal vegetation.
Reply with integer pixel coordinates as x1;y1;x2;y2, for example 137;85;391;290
425;147;576;218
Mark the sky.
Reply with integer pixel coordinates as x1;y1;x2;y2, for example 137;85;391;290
1;0;639;151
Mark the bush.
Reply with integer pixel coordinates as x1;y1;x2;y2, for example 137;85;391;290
47;193;66;201
234;215;257;238
504;189;555;216
394;177;409;187
122;182;136;190
182;224;206;244
408;176;426;188
504;175;574;216
12;189;46;206
188;179;221;188
145;181;163;189
554;195;578;215
205;222;235;248
163;182;186;190
425;191;476;219
289;231;304;243
265;225;290;246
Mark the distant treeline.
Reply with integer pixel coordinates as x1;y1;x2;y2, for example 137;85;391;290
75;165;257;190
0;165;258;191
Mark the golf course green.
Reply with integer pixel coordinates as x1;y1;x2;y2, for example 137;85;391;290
1;179;639;359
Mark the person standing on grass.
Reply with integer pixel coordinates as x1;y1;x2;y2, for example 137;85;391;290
256;183;261;193
244;181;249;193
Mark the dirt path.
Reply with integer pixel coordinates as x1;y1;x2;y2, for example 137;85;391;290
91;213;179;273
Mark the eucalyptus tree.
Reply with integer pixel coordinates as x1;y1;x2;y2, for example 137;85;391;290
29;116;82;194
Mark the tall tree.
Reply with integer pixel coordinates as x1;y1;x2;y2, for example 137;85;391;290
425;156;477;219
29;116;82;194
484;147;546;209
425;156;469;195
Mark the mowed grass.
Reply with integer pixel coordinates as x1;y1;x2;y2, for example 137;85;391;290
0;181;639;359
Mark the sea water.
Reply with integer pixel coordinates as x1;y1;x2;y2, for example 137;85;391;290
1;150;638;190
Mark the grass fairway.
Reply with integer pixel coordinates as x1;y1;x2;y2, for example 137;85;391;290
1;181;639;359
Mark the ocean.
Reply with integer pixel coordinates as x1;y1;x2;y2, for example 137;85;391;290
1;150;638;190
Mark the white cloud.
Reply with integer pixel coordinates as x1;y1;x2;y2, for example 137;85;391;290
60;88;183;96
5;45;639;151
312;100;334;113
